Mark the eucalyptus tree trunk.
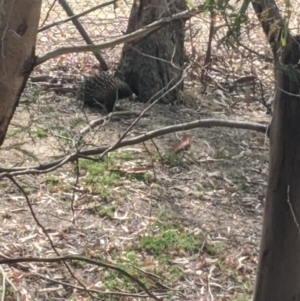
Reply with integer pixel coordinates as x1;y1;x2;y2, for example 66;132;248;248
251;1;300;300
116;0;187;104
0;0;41;145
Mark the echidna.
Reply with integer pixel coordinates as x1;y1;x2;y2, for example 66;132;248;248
79;72;133;113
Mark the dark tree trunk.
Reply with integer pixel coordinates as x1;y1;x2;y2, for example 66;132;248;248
0;0;41;145
115;0;187;104
251;1;300;300
253;35;300;301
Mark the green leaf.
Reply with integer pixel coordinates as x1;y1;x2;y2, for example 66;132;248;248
233;0;250;34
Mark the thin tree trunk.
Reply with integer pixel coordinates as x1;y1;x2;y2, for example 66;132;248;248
0;0;42;145
251;1;300;300
253;35;300;301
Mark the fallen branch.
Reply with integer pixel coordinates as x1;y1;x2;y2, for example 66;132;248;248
30;272;168;298
0;255;162;301
0;119;268;177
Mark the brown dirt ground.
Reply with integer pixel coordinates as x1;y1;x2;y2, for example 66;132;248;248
0;0;281;300
0;78;270;300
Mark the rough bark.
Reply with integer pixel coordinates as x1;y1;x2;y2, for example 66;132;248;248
0;0;41;145
252;1;300;300
115;0;187;104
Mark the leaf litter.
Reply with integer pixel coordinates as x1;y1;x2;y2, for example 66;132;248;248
0;0;280;300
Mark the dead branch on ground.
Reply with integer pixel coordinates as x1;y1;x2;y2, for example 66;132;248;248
0;254;163;301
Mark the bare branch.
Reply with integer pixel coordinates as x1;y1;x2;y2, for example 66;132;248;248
97;64;188;162
0;265;20;301
0;255;162;301
35;7;204;66
80;111;149;136
38;0;116;33
0;119;267;177
9;177;94;300
32;272;168;298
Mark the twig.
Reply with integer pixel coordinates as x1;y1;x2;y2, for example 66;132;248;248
130;264;183;294
39;0;57;27
201;8;215;87
30;272;168;299
287;185;300;237
142;142;157;180
80;111;148;136
151;139;164;161
8;177;96;301
0;266;20;301
238;41;273;63
96;64;188;164
0;265;5;301
71;158;79;224
0;255;162;301
38;1;116;32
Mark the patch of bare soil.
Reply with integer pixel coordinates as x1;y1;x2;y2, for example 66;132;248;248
0;73;270;300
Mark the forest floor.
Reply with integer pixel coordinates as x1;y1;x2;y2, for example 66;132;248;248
0;0;276;300
0;74;270;301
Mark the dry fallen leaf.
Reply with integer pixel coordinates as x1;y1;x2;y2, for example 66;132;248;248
169;134;191;154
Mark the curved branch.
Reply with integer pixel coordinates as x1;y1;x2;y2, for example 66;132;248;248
0;119;268;177
0;255;162;301
9;176;94;299
35;7;204;65
32;272;168;298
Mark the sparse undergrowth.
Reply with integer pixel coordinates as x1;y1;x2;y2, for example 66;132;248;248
32;145;259;300
0;0;273;298
0;93;266;300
